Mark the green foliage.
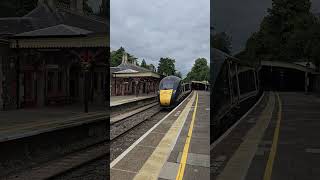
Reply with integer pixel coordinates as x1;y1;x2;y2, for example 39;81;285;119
97;0;108;18
175;71;182;78
110;47;125;67
157;57;176;76
110;47;139;67
185;58;209;82
141;59;147;68
135;59;140;66
147;64;156;72
0;0;37;17
241;0;320;64
83;0;93;14
212;32;232;55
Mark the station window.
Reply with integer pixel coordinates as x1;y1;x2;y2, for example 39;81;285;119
48;72;54;92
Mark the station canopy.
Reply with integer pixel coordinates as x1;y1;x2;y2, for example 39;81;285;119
111;56;160;78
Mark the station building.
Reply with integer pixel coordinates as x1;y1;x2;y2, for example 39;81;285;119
110;54;161;96
0;0;108;110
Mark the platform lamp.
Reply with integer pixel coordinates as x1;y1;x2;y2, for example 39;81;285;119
80;50;93;113
14;40;20;109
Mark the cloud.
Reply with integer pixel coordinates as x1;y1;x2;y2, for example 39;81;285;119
111;0;210;76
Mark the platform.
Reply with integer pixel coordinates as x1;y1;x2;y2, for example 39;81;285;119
0;104;106;142
212;92;320;180
110;91;210;180
110;94;158;107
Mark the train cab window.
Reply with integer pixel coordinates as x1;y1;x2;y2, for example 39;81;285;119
159;76;181;90
160;80;175;89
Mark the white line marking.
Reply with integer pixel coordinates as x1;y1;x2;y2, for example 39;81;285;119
210;92;265;150
110;92;194;168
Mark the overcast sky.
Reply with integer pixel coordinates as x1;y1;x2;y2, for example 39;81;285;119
111;0;210;76
213;0;320;55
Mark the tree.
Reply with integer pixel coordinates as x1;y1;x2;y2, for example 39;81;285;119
185;58;209;81
83;0;94;14
175;71;182;78
97;0;108;18
157;57;176;76
147;64;156;72
110;47;125;67
128;54;138;65
241;0;318;63
0;0;37;17
110;47;139;67
212;32;232;55
135;59;140;66
141;59;147;68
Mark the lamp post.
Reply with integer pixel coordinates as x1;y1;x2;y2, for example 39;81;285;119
80;50;91;113
305;61;310;94
15;41;20;109
83;64;89;113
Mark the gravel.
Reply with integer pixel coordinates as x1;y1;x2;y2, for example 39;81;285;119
110;111;168;162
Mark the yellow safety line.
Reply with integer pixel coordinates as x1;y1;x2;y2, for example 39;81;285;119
176;92;198;180
263;92;282;180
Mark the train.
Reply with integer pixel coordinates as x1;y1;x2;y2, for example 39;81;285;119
212;48;262;141
158;76;191;108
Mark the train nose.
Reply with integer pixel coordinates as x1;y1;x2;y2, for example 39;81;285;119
160;90;173;106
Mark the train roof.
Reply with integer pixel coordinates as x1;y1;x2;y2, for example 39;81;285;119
212;48;229;86
161;75;181;82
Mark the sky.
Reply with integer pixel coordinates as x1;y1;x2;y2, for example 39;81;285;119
212;0;320;55
110;0;210;77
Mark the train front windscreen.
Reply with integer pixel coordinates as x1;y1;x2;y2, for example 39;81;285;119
160;79;175;90
159;76;181;106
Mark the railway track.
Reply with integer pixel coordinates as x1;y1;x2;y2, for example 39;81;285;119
110;92;191;162
110;110;168;162
4;140;108;180
110;102;161;141
5;102;161;179
4;95;188;179
110;91;191;142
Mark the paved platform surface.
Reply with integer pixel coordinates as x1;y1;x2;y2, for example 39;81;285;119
0;104;106;142
110;94;157;107
110;91;210;180
212;92;320;180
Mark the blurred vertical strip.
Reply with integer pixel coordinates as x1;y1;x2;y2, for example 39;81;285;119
105;0;110;179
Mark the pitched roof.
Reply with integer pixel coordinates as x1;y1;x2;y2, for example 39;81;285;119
115;69;139;73
0;4;107;37
0;17;36;35
116;62;152;73
14;24;92;37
